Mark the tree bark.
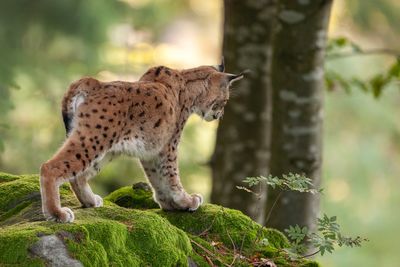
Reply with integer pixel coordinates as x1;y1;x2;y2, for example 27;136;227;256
210;0;276;223
266;0;333;231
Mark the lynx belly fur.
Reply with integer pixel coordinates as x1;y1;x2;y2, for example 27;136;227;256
40;62;244;222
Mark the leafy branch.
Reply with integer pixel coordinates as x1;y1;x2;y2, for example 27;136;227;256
284;214;368;259
326;37;400;59
238;173;321;226
325;37;400;98
238;173;367;261
238;173;320;194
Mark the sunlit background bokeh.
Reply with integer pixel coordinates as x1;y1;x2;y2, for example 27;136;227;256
0;0;399;266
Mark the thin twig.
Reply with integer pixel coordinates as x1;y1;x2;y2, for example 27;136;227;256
265;191;283;225
193;249;216;267
197;207;223;237
205;255;215;267
239;232;246;258
251;191;283;254
327;49;400;60
226;230;238;266
242;182;270;255
190;238;230;267
300;249;321;259
229;255;238;267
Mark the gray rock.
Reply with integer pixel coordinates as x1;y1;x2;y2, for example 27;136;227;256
30;234;83;267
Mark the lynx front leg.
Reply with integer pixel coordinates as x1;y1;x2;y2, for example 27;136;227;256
69;153;115;208
140;148;203;211
69;169;103;208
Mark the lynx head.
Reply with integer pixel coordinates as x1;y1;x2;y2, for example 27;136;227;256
139;60;246;121
185;59;246;121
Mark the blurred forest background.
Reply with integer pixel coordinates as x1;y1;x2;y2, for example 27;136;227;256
0;0;399;266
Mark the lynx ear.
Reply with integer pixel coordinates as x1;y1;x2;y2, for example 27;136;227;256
213;57;225;72
226;69;249;85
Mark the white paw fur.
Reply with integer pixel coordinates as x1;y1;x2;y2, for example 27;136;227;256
93;194;103;207
188;193;203;211
46;207;75;223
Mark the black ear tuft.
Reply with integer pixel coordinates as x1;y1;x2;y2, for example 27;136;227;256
218;57;225;72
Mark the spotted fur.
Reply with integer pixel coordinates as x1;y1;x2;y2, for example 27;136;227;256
40;64;244;222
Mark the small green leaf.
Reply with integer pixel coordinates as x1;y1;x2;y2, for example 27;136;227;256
370;74;387;98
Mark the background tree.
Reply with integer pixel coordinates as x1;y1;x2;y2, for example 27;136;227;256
266;0;333;231
210;0;276;223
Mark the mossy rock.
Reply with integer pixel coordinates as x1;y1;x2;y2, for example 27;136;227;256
0;172;320;266
104;182;159;209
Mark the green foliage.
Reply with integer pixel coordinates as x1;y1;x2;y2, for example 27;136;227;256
286;225;309;246
325;37;400;98
239;173;319;194
285;214;368;258
0;0;126;154
239;173;367;260
0;0;125;83
326;37;362;54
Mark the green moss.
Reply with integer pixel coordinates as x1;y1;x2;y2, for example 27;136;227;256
0;172;21;183
0;173;321;267
158;204;289;252
0;173;70;217
0;224;50;267
104;184;158;209
0;174;191;267
0;201;32;222
0;174;40;214
71;210;191;266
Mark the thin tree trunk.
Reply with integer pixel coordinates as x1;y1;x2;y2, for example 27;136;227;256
210;0;276;224
266;0;333;231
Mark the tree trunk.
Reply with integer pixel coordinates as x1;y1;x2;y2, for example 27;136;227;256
210;0;276;224
266;0;333;231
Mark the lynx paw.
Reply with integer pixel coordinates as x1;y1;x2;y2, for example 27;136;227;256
93;194;103;207
188;193;203;211
82;194;103;208
45;207;75;223
158;193;203;211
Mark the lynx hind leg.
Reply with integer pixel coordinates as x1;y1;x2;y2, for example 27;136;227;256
40;138;99;222
40;163;75;222
141;158;203;212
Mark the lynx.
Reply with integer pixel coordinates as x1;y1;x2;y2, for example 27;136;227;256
40;61;245;222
